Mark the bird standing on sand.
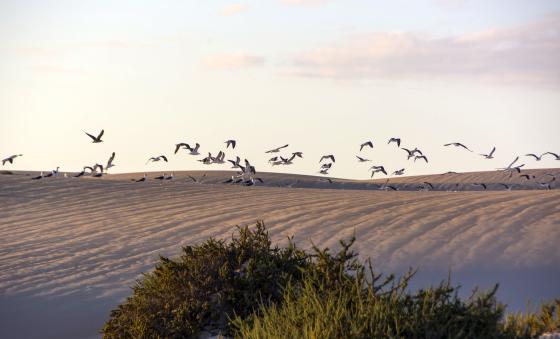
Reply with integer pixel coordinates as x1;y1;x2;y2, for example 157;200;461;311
85;130;104;143
31;172;44;180
2;154;23;166
225;140;237;149
146;155;168;164
136;173;148;182
480;147;496;159
444;142;472;152
266;144;289;153
360;141;373;151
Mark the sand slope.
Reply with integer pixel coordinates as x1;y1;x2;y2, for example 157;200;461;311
1;170;559;338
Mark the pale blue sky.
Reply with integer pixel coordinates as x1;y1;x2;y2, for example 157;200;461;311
1;0;559;178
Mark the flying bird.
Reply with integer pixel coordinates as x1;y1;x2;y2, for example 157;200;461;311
401;148;416;160
106;152;116;171
2;154;23;166
292;152;303;158
85;130;104;143
414;155;428;163
174;143;190;154
480;147;496;159
146;155;168;164
356;155;371;162
388;137;401;147
444;142;472;152
228;156;242;169
186;143;201;155
360;141;373;151
266;144;289;153
392;168;405;176
542;152;559;160
525;153;546;161
370;165;387;177
320;155;335;163
225;140;237;149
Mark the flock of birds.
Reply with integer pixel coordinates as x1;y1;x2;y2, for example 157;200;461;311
2;129;559;191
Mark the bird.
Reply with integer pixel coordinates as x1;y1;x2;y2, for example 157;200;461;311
392;168;405;176
266;144;289;153
213;151;226;164
85;130;104;143
43;167;60;178
245;177;263;186
106;152;116;172
319;168;330;175
360;141;373;151
225;140;236;149
174;143;190;154
93;163;104;174
292;152;304;158
146;155;168;164
228;156;242;169
356;155;371;162
480;147;496;159
2;154;23;166
74;170;86;178
542;152;559;160
280;154;298;165
268;156;279;163
135;173;147;182
473;183;487;190
223;176;235;184
154;173;166;180
525;153;546;161
519;174;532;181
388;137;401;147
186;143;201;155
199;153;214;165
320;162;333;169
165;173;174;180
401;148;416;160
31;172;43;180
370;165;387;177
498;183;511;190
92;172;103;178
320;155;335;163
414;155;428;163
444;142;472;152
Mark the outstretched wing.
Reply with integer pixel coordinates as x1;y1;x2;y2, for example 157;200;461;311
97;129;104;139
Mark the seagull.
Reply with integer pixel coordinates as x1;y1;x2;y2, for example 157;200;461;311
542;152;559;160
265;144;289;153
31;172;44;180
174;143;190;154
268;156;279;163
498;183;511;190
106;152;116;172
74;170;86;178
146;155;168;164
388;137;401;147
225;140;237;149
356;155;371;162
154;173;166;180
213;151;226;164
392;168;405;176
2;154;23;166
93;163;104;174
92;172;103;178
414;155;428;163
444;142;472;152
525;153;545;161
321;162;333;169
360;141;373;151
245;177;264;186
472;183;487;190
319;168;330;175
228;156;241;169
165;173;174;180
370;165;387;177
43;167;60;178
480;147;496;159
401;148;416;160
292;152;303;158
187;143;201;155
135;173;147;182
223;176;235;184
85;130;104;143
199;153;214;165
320;155;335;163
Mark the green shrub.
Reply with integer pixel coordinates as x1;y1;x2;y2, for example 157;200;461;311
102;221;558;338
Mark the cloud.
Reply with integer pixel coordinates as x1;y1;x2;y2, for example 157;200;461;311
201;53;265;70
220;3;248;16
280;0;330;6
287;12;560;86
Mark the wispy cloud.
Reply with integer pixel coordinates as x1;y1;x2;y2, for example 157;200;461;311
201;52;266;70
287;12;560;86
220;3;248;16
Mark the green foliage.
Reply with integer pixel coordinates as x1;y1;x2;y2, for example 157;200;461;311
102;221;558;339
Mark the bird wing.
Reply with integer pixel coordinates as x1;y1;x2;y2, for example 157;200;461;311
107;152;115;166
507;156;519;168
85;132;97;141
525;154;538;160
489;147;496;156
97;129;104;139
161;155;168;162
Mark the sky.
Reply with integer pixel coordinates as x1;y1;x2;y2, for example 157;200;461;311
1;0;559;179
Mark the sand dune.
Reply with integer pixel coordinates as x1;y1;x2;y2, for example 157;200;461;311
1;170;559;338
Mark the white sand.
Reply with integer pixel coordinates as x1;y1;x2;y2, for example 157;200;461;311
0;170;559;338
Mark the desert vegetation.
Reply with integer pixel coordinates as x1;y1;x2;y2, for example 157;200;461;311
102;221;559;338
